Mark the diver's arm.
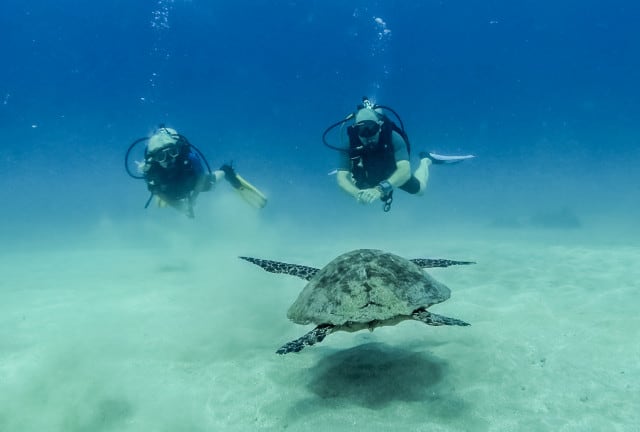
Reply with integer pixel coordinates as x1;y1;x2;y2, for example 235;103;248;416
336;170;362;198
385;160;411;187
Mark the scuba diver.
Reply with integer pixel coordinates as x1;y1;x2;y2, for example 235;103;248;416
322;97;475;212
125;126;267;218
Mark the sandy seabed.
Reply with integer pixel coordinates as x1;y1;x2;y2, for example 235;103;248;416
1;210;638;432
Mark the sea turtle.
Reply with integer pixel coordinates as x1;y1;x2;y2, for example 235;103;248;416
240;249;473;354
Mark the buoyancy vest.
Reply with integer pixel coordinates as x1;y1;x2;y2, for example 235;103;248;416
143;142;204;201
347;121;399;189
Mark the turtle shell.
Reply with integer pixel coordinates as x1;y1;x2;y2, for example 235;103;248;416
287;249;451;325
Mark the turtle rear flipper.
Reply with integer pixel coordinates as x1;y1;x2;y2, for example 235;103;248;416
276;324;334;354
412;309;470;327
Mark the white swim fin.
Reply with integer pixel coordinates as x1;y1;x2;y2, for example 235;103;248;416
421;151;475;165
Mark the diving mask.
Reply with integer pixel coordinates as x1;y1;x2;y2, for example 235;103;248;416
148;144;181;165
355;120;381;138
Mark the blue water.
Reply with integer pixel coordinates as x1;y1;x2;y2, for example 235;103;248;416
2;3;640;430
1;0;639;243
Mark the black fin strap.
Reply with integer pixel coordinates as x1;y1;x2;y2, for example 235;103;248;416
219;163;242;189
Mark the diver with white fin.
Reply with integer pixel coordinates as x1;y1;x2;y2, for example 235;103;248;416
322;97;475;212
125;126;267;218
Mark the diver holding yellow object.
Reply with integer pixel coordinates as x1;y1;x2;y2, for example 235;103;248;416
125;126;267;218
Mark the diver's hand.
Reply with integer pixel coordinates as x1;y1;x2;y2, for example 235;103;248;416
356;188;382;204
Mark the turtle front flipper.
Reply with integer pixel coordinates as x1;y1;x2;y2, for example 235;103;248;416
410;258;475;268
276;324;334;354
412;309;470;327
239;257;319;280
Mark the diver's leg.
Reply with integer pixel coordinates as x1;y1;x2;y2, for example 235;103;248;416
212;170;225;183
161;197;194;218
198;171;222;193
413;157;432;195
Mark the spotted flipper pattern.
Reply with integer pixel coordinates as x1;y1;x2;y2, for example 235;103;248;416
412;309;470;326
239;256;319;281
409;258;476;268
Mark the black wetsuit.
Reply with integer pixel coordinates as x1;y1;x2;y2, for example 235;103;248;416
143;146;212;220
339;125;420;194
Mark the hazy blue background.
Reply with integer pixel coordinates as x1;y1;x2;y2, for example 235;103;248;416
1;0;639;245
